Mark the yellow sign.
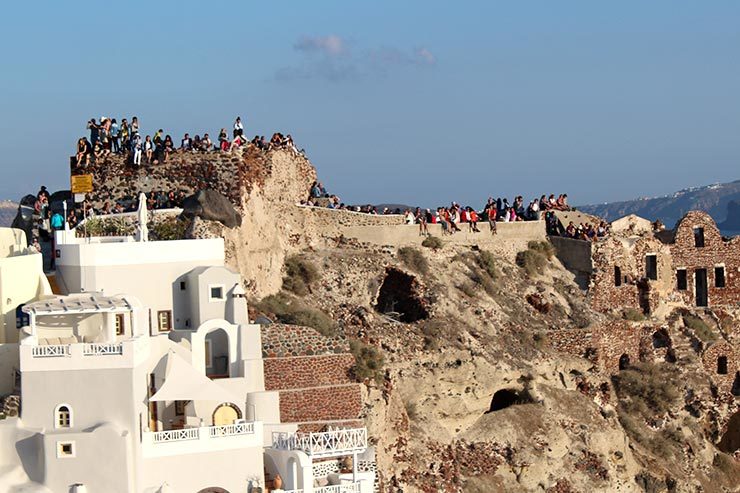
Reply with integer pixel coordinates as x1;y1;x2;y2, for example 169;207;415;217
71;174;94;194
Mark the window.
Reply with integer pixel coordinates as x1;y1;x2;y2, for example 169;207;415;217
209;285;224;302
115;314;125;336
676;269;688;290
715;266;726;288
55;404;72;428
157;310;172;332
180;281;186;291
56;441;75;458
717;356;728;375
15;304;29;329
614;266;622;287
645;255;658;281
693;227;705;247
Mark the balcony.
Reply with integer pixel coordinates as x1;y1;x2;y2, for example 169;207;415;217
20;336;149;372
141;422;262;458
272;428;368;459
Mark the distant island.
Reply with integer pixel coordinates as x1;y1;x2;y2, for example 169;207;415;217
579;179;740;233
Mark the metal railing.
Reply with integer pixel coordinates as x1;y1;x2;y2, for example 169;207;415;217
31;345;70;358
208;422;255;438
151;428;199;443
272;428;368;458
83;343;123;356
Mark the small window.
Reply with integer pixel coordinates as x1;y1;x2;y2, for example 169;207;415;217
180;281;186;291
614;266;622;287
715;267;726;288
57;441;75;458
693;227;705;247
157;310;172;332
717;356;728;375
115;313;125;336
55;404;72;428
15;305;30;329
676;269;688;290
645;255;658;281
209;285;224;301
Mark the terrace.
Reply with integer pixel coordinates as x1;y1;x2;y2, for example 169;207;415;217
141;421;263;458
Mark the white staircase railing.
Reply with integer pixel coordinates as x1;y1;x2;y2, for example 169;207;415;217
284;483;362;493
272;428;368;458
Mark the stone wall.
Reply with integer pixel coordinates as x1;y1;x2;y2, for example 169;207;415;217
589;211;739;313
669;211;740;308
548;322;647;374
701;341;738;394
261;324;349;358
278;384;363;423
264;354;355;391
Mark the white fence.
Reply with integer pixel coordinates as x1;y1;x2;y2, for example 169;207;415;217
83;343;123;356
208;422;255;438
31;345;70;358
151;428;200;443
285;483;362;493
272;428;368;459
151;423;255;444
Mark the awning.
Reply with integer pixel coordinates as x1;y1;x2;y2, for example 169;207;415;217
22;294;134;316
150;351;239;403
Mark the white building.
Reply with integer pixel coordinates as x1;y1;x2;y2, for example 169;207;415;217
0;204;373;493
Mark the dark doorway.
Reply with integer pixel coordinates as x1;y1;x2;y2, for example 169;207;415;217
714;267;726;288
614;266;622;287
637;279;651;315
652;329;671;349
619;354;631;370
717;411;739;454
695;269;708;307
717;356;728;375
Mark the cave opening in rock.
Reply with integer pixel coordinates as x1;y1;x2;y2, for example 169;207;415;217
374;268;429;323
487;388;528;413
652;329;671;349
619;353;631;371
732;372;740;397
718;411;740;454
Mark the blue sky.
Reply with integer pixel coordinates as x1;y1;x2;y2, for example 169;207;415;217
0;1;738;207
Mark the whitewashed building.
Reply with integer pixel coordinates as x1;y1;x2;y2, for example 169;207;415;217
0;201;373;493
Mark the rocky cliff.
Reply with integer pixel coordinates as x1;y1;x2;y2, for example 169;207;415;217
88;146;740;492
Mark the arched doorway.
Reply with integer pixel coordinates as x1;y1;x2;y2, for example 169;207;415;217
486;389;524;413
212;403;241;426
619;354;630;371
205;329;230;378
197;488;229;493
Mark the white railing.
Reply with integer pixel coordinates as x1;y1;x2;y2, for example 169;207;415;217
208;422;255;438
151;428;200;443
272;428;368;458
31;345;70;358
83;343;123;356
285;483;361;493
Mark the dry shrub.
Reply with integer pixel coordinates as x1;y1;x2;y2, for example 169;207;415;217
421;235;443;250
623;308;646;322
283;255;319;296
398;247;429;275
148;216;188;241
612;362;680;418
528;240;555;259
683;314;715;342
517;249;547;276
350;340;384;384
252;292;336;337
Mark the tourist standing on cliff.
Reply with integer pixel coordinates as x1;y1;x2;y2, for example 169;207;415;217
233;117;244;138
133;134;143;166
110;119;120;153
87;119;99;146
131;116;140;136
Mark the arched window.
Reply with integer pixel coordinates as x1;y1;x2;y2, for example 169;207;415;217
55;404;73;428
717;356;728;375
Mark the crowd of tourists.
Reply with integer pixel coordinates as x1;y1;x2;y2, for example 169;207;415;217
74;116;304;168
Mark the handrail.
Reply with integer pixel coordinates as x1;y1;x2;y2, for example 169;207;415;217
83;343;123;356
31;345;70;358
272;428;368;458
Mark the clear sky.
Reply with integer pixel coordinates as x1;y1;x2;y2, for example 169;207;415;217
1;1;738;207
